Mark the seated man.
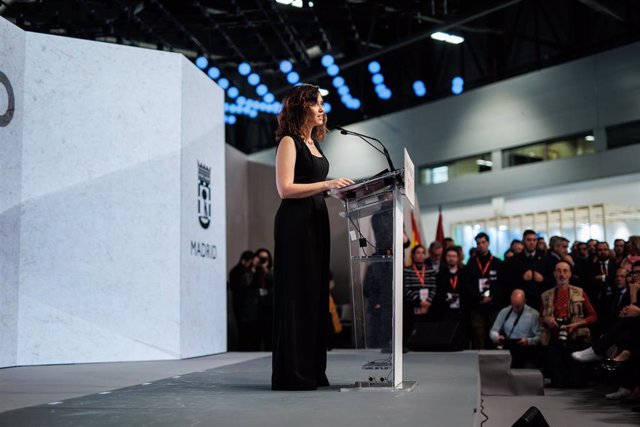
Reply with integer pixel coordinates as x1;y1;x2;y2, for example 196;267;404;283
572;261;640;364
490;289;540;368
540;261;598;388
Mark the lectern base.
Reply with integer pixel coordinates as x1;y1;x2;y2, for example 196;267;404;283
339;380;417;392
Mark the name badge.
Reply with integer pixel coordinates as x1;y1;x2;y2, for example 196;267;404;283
419;288;429;302
478;278;490;293
449;292;460;309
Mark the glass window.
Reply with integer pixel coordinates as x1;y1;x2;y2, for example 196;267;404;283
607;119;640;149
448;204;634;257
419;152;492;185
561;209;576;243
503;133;595;167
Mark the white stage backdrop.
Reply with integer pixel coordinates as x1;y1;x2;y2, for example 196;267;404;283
0;17;226;368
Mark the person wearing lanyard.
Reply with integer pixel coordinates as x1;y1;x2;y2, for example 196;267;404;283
466;232;505;350
434;247;471;350
403;245;437;345
489;289;541;368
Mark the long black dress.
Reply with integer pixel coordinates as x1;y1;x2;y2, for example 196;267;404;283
272;135;331;390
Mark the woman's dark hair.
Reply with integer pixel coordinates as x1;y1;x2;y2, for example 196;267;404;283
411;244;426;256
255;248;273;269
275;84;328;143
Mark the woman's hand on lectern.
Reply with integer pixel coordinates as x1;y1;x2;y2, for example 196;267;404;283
325;178;354;189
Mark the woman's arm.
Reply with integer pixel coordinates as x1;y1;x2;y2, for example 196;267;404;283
275;136;353;199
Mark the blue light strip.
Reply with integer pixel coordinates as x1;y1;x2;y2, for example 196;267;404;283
368;61;391;100
322;54;360;110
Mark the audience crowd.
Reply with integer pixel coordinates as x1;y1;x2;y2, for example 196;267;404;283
229;233;640;411
403;232;640;413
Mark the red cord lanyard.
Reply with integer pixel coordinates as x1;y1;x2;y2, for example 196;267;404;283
476;255;494;278
449;274;458;291
412;264;426;286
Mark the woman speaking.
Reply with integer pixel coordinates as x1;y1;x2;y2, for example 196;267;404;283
271;84;353;390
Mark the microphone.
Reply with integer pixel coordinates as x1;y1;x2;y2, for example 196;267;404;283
335;126;396;172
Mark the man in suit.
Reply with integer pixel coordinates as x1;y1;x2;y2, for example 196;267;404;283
585;242;616;327
605;268;632;329
511;229;545;312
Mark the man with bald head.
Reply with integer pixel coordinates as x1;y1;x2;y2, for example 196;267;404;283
490;289;541;368
540;261;598;388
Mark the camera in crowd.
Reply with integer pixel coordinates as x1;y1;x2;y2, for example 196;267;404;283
556;318;571;341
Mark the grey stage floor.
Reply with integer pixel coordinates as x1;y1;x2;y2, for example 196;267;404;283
0;351;480;427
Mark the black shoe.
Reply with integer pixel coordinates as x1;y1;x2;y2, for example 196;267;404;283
595;359;627;376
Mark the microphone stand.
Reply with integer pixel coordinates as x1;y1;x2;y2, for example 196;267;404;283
335;126;397;173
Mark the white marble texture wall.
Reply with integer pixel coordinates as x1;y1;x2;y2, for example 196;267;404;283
0;17;226;367
179;57;227;358
0;17;25;369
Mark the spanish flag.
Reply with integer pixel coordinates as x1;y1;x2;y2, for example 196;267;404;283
408;210;422;265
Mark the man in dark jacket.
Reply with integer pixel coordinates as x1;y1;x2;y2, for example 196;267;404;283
510;229;546;311
465;232;506;349
229;250;255;350
585;241;617;326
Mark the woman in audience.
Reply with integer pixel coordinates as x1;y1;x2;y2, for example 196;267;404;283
621;236;640;272
434;247;471;350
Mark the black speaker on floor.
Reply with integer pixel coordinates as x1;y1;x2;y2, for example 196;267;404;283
511;406;549;427
407;321;459;351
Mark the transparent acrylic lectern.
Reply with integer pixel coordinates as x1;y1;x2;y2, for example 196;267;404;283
330;169;416;392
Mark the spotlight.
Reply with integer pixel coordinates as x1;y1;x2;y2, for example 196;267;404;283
256;84;268;96
287;71;300;84
430;32;464;45
327;65;339;76
348;98;361;110
332;76;345;88
371;73;384;85
451;76;464;95
279;60;293;73
217;78;230;89
379;89;392;100
321;54;334;67
227;115;237;125
227;86;239;99
319;88;329;96
195;56;208;70
368;61;381;74
375;83;386;94
236;96;247;106
338;86;349;96
323;102;332;114
207;67;220;79
238;62;251;76
248;73;260;86
249;110;258;118
413;80;427;97
264;93;275;103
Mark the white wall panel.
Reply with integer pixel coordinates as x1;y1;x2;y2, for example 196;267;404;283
0;17;226;367
0;17;25;369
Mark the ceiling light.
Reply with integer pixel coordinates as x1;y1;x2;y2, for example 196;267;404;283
431;31;464;45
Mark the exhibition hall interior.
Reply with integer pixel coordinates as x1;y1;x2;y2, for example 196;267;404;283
1;1;640;426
